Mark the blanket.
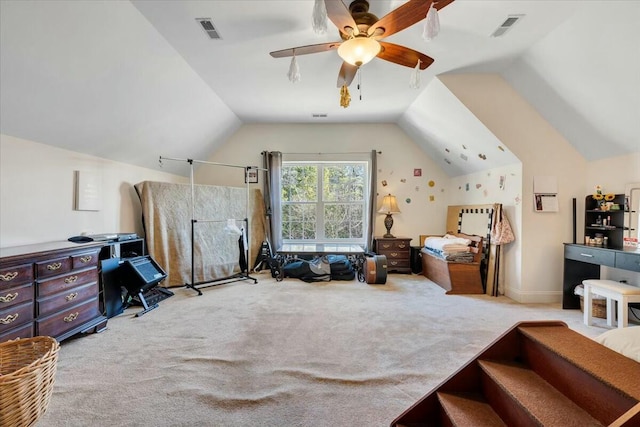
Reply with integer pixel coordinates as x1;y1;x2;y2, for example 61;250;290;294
135;181;266;287
424;234;472;254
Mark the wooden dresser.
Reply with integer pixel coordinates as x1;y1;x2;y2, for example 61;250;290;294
374;237;412;273
0;241;107;343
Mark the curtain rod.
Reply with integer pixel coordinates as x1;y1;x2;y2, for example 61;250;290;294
270;151;381;155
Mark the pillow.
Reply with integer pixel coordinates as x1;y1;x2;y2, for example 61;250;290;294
593;327;640;362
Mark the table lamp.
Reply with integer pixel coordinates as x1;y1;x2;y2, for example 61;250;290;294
378;194;401;238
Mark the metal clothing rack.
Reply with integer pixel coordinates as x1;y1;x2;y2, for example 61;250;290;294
159;156;265;295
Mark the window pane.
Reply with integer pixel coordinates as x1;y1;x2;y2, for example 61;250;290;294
324;164;365;202
282;203;316;240
325;203;364;239
282;166;317;202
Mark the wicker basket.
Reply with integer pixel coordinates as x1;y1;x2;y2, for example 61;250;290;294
574;284;607;319
0;336;60;427
579;296;607;319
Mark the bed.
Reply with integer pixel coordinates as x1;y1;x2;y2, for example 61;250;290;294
420;233;484;294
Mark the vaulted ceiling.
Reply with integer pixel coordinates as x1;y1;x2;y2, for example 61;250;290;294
1;1;638;177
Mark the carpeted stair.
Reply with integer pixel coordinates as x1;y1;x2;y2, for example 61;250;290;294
391;321;640;427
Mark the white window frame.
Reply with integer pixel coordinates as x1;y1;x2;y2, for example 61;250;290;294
281;160;369;245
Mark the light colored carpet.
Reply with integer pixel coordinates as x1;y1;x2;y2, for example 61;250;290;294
39;273;607;427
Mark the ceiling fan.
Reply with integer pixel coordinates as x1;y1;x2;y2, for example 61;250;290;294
269;0;454;88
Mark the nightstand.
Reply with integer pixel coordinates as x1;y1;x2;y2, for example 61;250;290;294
374;237;412;274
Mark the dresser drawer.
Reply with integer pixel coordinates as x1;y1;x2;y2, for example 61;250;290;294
387;259;410;269
37;297;100;338
36;256;72;279
37;268;98;298
615;252;640;273
0;321;34;343
37;282;99;317
72;251;99;269
564;245;615;267
0;282;34;310
0;263;34;289
378;250;409;259
0;301;34;335
377;241;410;252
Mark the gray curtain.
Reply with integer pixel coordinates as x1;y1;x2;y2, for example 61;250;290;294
365;150;378;251
263;151;283;251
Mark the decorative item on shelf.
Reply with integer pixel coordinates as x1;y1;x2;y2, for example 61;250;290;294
378;194;400;238
592;185;615;210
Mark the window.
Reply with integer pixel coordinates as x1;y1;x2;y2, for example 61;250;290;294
281;161;368;244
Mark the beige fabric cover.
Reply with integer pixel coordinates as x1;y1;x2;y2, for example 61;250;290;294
135;181;266;287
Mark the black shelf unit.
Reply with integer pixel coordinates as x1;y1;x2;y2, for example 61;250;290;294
584;194;626;249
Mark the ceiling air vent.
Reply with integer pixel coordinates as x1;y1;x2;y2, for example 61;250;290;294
312;113;328;118
491;14;524;37
196;18;221;40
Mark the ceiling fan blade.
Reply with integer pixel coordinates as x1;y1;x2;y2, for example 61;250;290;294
337;62;358;87
325;0;359;36
434;0;455;11
270;42;341;58
377;42;434;69
368;0;441;38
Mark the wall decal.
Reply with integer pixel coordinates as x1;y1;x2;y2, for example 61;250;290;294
381;180;388;187
406;198;411;203
445;148;450;153
413;168;422;176
478;154;487;160
400;178;407;183
465;183;469;191
460;153;468;161
498;146;505;152
515;195;521;205
444;158;451;164
483;189;489;197
462;144;467;150
476;183;482;189
429;195;435;202
428;180;435;187
499;175;506;190
415;186;420;192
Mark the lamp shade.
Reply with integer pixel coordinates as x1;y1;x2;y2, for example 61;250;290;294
378;194;400;214
337;36;381;67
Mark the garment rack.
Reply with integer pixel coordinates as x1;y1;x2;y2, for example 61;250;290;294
159;156;265;295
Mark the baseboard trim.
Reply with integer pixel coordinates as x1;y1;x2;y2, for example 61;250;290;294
505;287;562;304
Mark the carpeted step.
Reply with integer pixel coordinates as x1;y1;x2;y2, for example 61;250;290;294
478;359;603;427
437;392;505;426
517;325;640;425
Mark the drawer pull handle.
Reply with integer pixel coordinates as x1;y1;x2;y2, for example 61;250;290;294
65;292;78;301
0;313;18;325
64;312;79;323
390;252;398;257
0;292;18;303
390;261;398;265
382;244;391;249
64;276;78;284
0;272;18;281
397;244;406;249
80;255;92;263
579;253;594;258
47;262;62;271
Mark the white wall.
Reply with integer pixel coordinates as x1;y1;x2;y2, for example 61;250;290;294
441;74;588;303
0;134;186;247
194;123;452;246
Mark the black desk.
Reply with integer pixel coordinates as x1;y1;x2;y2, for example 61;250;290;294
563;244;640;309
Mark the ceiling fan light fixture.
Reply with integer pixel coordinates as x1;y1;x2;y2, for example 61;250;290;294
337;36;380;67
